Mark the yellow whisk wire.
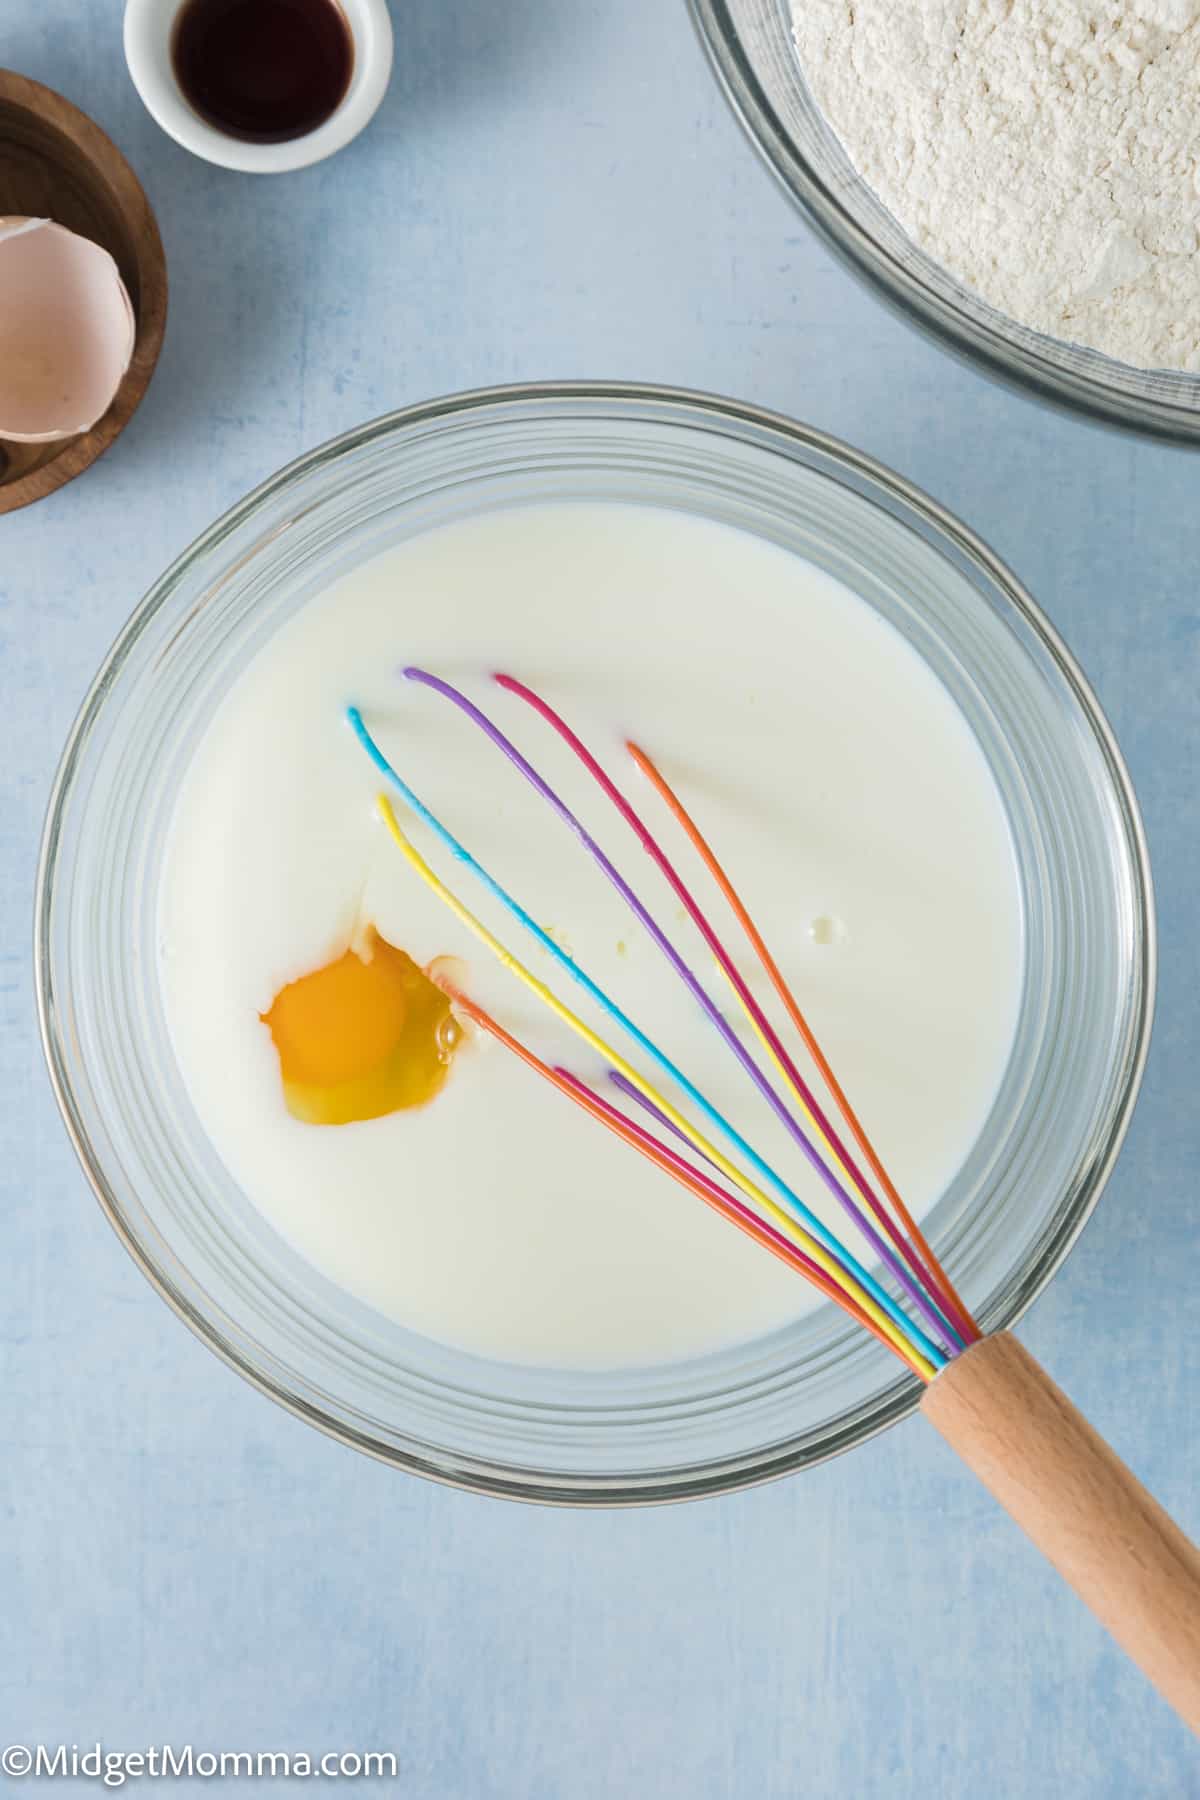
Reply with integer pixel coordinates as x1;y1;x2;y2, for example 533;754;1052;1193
710;958;870;1209
374;791;936;1380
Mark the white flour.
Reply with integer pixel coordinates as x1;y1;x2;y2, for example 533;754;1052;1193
792;0;1200;371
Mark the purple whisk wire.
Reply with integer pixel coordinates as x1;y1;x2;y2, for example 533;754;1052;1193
555;1069;852;1298
402;666;963;1354
608;1070;722;1171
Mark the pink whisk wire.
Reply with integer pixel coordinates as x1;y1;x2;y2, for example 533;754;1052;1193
493;672;977;1347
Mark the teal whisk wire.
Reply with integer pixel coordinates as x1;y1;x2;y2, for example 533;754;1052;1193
346;703;948;1370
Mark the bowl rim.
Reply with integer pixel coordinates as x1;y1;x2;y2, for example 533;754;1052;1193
34;380;1158;1504
686;0;1200;446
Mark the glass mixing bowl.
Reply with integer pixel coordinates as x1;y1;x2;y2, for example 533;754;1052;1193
689;0;1200;442
36;384;1154;1503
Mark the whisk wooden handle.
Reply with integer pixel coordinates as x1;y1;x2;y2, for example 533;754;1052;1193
920;1331;1200;1733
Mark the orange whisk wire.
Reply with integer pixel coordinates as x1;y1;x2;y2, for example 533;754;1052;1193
626;741;980;1345
447;987;933;1381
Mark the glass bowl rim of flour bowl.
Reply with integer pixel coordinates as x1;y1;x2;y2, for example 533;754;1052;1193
689;0;1200;443
36;382;1154;1504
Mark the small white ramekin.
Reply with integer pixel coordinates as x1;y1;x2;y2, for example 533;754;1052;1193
123;0;393;174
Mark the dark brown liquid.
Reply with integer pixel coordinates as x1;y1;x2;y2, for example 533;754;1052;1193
171;0;354;145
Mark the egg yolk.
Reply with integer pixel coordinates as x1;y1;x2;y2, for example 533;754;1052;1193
261;928;461;1125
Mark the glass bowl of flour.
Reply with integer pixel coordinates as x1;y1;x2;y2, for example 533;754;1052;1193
691;0;1200;440
37;385;1153;1501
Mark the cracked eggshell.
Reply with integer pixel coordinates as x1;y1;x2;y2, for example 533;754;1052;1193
0;216;136;443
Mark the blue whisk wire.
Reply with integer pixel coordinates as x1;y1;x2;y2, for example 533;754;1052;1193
346;702;947;1370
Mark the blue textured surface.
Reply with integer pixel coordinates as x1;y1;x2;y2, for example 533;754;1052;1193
2;3;1198;1793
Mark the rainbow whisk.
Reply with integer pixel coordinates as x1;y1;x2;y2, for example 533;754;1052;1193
347;670;975;1385
348;670;1200;1734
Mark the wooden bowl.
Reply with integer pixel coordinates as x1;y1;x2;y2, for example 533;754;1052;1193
0;70;167;514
